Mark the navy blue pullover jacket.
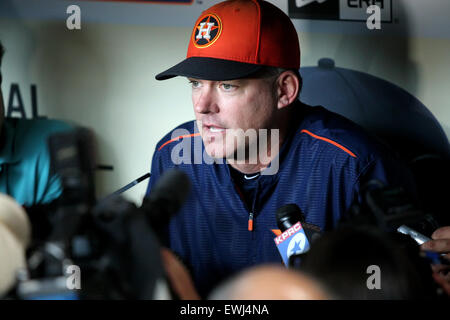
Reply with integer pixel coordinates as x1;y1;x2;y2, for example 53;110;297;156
146;102;415;297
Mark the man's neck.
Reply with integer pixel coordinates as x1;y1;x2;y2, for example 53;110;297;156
229;136;283;174
229;162;268;175
229;118;294;174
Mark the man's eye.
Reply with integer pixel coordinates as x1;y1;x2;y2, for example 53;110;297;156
221;83;237;91
189;80;201;88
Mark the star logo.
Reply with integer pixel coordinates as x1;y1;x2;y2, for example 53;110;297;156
287;232;308;257
192;14;222;48
290;240;302;256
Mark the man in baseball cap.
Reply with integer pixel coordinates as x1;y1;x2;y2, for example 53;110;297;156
146;0;417;298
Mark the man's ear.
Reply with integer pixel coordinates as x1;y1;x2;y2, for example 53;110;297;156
276;71;299;110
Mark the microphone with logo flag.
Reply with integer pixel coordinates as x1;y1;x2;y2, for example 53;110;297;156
274;204;321;267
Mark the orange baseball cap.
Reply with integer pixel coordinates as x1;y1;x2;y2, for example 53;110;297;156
155;0;300;81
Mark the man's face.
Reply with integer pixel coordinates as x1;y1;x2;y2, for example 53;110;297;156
190;76;279;160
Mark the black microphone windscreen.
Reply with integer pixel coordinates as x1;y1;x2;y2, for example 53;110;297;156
148;169;191;208
276;203;304;231
143;169;191;236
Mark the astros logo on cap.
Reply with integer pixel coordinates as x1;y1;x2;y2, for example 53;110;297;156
192;13;222;48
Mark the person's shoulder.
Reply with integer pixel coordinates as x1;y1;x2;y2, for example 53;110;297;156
295;103;390;162
6;118;74;156
148;120;200;188
154;120;199;154
8;118;73;138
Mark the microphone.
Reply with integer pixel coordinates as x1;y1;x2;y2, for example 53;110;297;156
277;203;322;243
0;194;31;296
91;168;193;299
274;204;321;267
277;204;304;231
140;169;191;241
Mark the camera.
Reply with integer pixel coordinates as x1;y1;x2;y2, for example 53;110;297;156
6;128;168;300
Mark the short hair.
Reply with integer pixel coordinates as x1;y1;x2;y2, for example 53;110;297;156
250;66;302;100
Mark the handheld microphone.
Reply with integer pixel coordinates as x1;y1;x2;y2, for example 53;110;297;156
91;169;193;299
274;204;311;266
140;169;191;241
274;204;322;267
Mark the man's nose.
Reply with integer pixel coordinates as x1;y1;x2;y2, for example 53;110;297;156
193;88;219;114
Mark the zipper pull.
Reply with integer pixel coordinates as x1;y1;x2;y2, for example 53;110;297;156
248;212;254;231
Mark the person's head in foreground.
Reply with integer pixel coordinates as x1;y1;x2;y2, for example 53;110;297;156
300;225;439;299
208;264;331;300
